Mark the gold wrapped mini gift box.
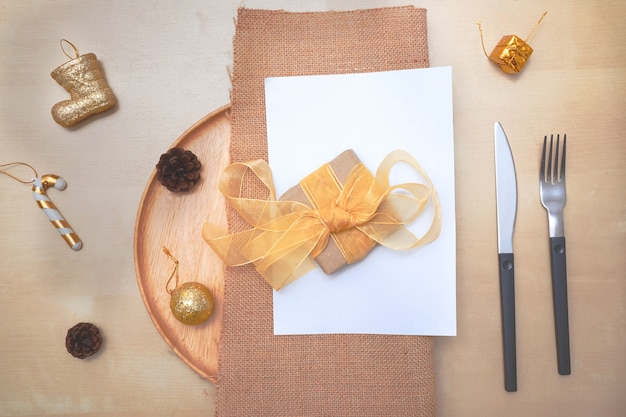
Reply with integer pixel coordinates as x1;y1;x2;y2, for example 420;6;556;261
478;12;547;74
488;35;534;74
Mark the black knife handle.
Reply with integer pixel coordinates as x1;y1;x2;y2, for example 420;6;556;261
550;236;571;375
498;253;517;392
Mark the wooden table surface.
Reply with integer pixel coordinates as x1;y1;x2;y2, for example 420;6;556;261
1;1;624;416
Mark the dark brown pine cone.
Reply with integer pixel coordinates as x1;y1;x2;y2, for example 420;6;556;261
155;147;201;192
65;322;102;359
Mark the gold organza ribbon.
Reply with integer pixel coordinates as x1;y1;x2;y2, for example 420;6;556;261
203;150;442;290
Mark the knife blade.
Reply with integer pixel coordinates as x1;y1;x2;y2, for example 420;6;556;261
494;121;518;392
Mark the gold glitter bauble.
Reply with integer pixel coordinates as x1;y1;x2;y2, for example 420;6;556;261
170;282;214;325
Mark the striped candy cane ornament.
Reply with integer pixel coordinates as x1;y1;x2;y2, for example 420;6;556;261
32;174;82;251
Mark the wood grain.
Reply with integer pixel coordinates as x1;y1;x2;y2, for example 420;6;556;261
134;105;231;382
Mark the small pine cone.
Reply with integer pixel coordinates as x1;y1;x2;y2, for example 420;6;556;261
156;147;201;192
65;322;102;359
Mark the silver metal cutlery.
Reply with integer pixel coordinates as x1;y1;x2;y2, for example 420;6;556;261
494;122;518;392
540;134;571;375
493;126;573;391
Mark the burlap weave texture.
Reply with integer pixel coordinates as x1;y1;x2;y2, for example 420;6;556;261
216;7;435;417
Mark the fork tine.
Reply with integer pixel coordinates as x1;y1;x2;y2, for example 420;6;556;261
555;134;560;183
541;135;547;182
560;134;567;182
548;134;554;184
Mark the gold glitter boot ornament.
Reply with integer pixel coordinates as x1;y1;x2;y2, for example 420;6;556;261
51;39;117;127
478;12;547;74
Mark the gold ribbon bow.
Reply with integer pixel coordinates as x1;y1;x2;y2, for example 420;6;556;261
202;150;442;290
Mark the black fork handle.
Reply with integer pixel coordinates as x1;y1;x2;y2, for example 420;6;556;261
550;236;571;375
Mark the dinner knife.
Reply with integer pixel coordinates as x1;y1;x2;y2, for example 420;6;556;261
494;122;518;392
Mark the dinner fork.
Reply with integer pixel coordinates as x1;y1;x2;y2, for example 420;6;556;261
540;134;571;375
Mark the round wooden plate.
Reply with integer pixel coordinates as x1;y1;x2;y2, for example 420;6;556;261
134;105;231;382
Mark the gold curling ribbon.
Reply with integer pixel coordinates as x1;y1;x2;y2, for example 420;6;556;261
203;150;442;290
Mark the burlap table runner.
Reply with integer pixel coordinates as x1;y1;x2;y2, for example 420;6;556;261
217;7;435;416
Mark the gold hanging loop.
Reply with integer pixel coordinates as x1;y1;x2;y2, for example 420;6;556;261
525;11;548;43
0;162;38;185
476;21;489;58
162;246;180;294
60;39;80;60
